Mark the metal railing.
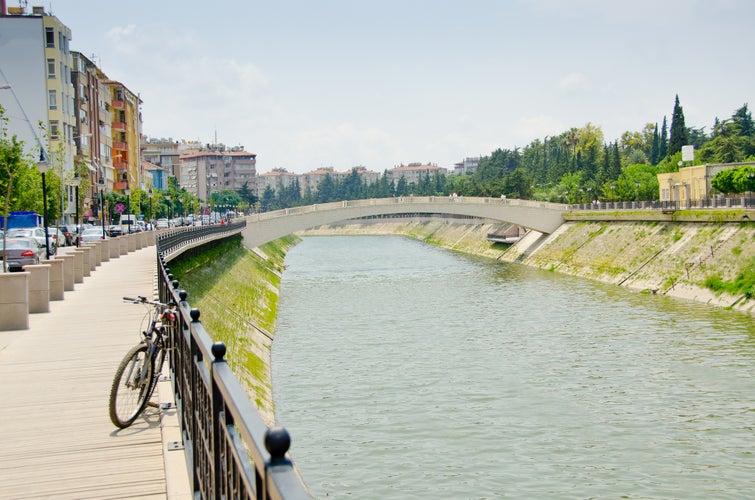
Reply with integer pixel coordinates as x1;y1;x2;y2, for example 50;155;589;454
155;222;311;499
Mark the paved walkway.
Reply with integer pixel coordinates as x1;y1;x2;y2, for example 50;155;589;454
0;245;188;499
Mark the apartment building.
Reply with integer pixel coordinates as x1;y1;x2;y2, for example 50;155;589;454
0;5;77;220
178;148;256;200
257;168;299;197
453;157;480;175
387;163;448;185
141;137;181;183
103;79;142;193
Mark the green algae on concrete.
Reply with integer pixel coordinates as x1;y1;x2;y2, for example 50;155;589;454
167;233;301;424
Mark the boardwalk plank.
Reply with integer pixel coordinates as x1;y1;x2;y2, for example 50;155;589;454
0;247;172;499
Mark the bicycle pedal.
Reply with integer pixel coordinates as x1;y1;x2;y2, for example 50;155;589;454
146;402;159;408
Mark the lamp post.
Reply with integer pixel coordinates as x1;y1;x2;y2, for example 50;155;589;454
124;188;131;233
71;173;81;246
148;188;153;230
165;195;171;225
37;151;51;260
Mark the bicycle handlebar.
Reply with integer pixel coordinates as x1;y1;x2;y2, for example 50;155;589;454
123;296;173;308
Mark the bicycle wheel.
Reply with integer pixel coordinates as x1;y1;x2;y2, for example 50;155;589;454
109;343;154;428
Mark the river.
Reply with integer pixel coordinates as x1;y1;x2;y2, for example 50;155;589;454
271;235;755;499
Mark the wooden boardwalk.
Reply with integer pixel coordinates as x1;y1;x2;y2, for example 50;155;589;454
0;245;185;499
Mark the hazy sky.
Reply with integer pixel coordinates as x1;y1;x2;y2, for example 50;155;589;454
46;0;754;174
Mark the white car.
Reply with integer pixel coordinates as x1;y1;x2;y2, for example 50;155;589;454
80;227;108;243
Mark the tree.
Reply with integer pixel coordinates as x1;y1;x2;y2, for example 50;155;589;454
659;116;668;158
650;123;660;165
237;181;257;206
668;95;689;155
502;168;533;199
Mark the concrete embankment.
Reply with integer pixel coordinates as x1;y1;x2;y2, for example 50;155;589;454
297;217;755;316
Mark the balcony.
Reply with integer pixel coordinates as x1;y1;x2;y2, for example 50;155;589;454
112;140;127;151
113;181;128;191
111;99;125;109
112;121;126;131
114;160;128;170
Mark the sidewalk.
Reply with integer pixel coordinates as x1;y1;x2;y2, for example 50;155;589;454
0;245;182;499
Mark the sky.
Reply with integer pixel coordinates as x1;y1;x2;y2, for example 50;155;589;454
42;0;755;174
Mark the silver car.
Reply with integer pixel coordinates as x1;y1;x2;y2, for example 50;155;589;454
6;227;56;256
0;237;45;271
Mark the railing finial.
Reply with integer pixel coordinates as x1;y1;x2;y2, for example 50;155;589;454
211;341;226;360
190;307;200;321
265;426;291;463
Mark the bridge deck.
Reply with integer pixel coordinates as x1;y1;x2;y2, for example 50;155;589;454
0;246;181;499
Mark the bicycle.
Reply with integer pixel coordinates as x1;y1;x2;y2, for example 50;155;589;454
108;295;176;429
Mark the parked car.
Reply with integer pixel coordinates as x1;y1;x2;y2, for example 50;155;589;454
6;227;56;255
80;227;108;243
58;224;79;246
0;237;45;271
107;225;124;237
50;228;66;247
155;219;170;230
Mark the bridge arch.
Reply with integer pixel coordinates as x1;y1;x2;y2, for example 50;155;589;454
241;196;567;249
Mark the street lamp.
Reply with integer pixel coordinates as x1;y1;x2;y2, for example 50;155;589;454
124;188;131;233
71;173;81;246
37;151;51;260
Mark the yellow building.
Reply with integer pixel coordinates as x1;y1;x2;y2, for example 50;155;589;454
657;162;755;206
103;80;142;193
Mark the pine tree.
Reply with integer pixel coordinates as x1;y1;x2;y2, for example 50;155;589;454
668;95;689;155
660;116;668;158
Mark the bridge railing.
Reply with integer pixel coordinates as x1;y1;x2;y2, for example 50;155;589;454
569;196;755;211
247;196;567;221
156;222;311;499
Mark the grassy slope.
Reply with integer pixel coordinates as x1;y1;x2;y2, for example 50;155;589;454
167;234;300;424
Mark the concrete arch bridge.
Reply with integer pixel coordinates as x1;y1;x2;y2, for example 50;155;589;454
241;196;568;249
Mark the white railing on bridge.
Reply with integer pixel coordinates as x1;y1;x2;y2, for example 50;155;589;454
247;196;567;221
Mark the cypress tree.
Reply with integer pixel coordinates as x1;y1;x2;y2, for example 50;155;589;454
660;116;668;158
650;123;660;164
668;95;689;155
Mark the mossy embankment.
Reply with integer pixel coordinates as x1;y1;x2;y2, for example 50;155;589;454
167;234;300;425
298;218;755;315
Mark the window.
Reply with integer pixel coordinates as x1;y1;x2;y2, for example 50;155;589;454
49;120;59;139
47;59;56;78
48;90;57;110
45;27;54;48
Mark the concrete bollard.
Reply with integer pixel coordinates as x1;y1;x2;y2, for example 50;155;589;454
100;238;110;262
85;244;97;271
74;249;91;278
134;232;143;250
42;258;64;301
128;233;137;252
24;264;50;313
109;237;120;259
120;236;129;255
0;272;29;330
71;249;85;283
85;242;101;267
55;253;75;291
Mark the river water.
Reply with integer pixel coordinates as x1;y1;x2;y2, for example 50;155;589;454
271;235;755;499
